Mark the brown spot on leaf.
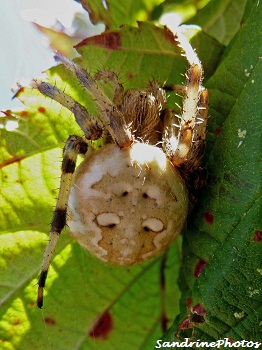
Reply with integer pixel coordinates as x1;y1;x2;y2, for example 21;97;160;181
75;32;121;50
12;319;21;326
162;26;177;44
215;127;221;135
253;230;262;241
194;258;207;278
89;311;113;339
20;110;29;116
126;72;134;79
204;210;214;224
44;317;56;325
38;106;46;113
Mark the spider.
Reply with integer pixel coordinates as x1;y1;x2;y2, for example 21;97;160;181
31;30;208;308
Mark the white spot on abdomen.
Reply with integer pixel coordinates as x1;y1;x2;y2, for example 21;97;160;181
96;213;121;227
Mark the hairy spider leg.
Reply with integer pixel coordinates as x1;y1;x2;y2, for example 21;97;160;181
185;89;208;170
54;53;132;148
169;63;203;166
94;70;125;109
165;30;207;167
163;84;187;94
37;136;88;308
163;86;208;171
31;80;103;140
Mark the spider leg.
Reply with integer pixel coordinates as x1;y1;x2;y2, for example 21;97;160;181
31;80;103;140
165;30;208;168
185;88;208;170
94;70;125;108
54;54;132;148
37;135;87;308
163;84;187;94
167;63;204;166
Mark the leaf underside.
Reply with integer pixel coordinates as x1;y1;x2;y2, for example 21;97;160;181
0;1;261;349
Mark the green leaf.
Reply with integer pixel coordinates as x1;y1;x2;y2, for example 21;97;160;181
188;0;248;45
165;0;262;343
78;0;162;29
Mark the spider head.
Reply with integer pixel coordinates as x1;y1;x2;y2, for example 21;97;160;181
67;142;188;265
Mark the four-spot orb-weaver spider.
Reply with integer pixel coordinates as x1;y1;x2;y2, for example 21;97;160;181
31;28;208;308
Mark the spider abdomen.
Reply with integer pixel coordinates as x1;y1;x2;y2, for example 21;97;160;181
67;143;188;265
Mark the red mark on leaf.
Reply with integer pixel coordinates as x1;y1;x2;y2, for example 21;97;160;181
179;317;190;329
0;154;27;170
76;32;121;50
215;127;221;135
126;72;134;79
38;106;46;113
186;298;192;308
176;299;206;339
204;210;214;224
192;304;206;316
194;259;207;278
20;110;29;116
89;311;113;339
227;338;240;350
253;230;262;241
44;317;56;326
2;110;12;116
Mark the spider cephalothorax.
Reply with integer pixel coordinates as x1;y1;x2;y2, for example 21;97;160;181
32;29;208;308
